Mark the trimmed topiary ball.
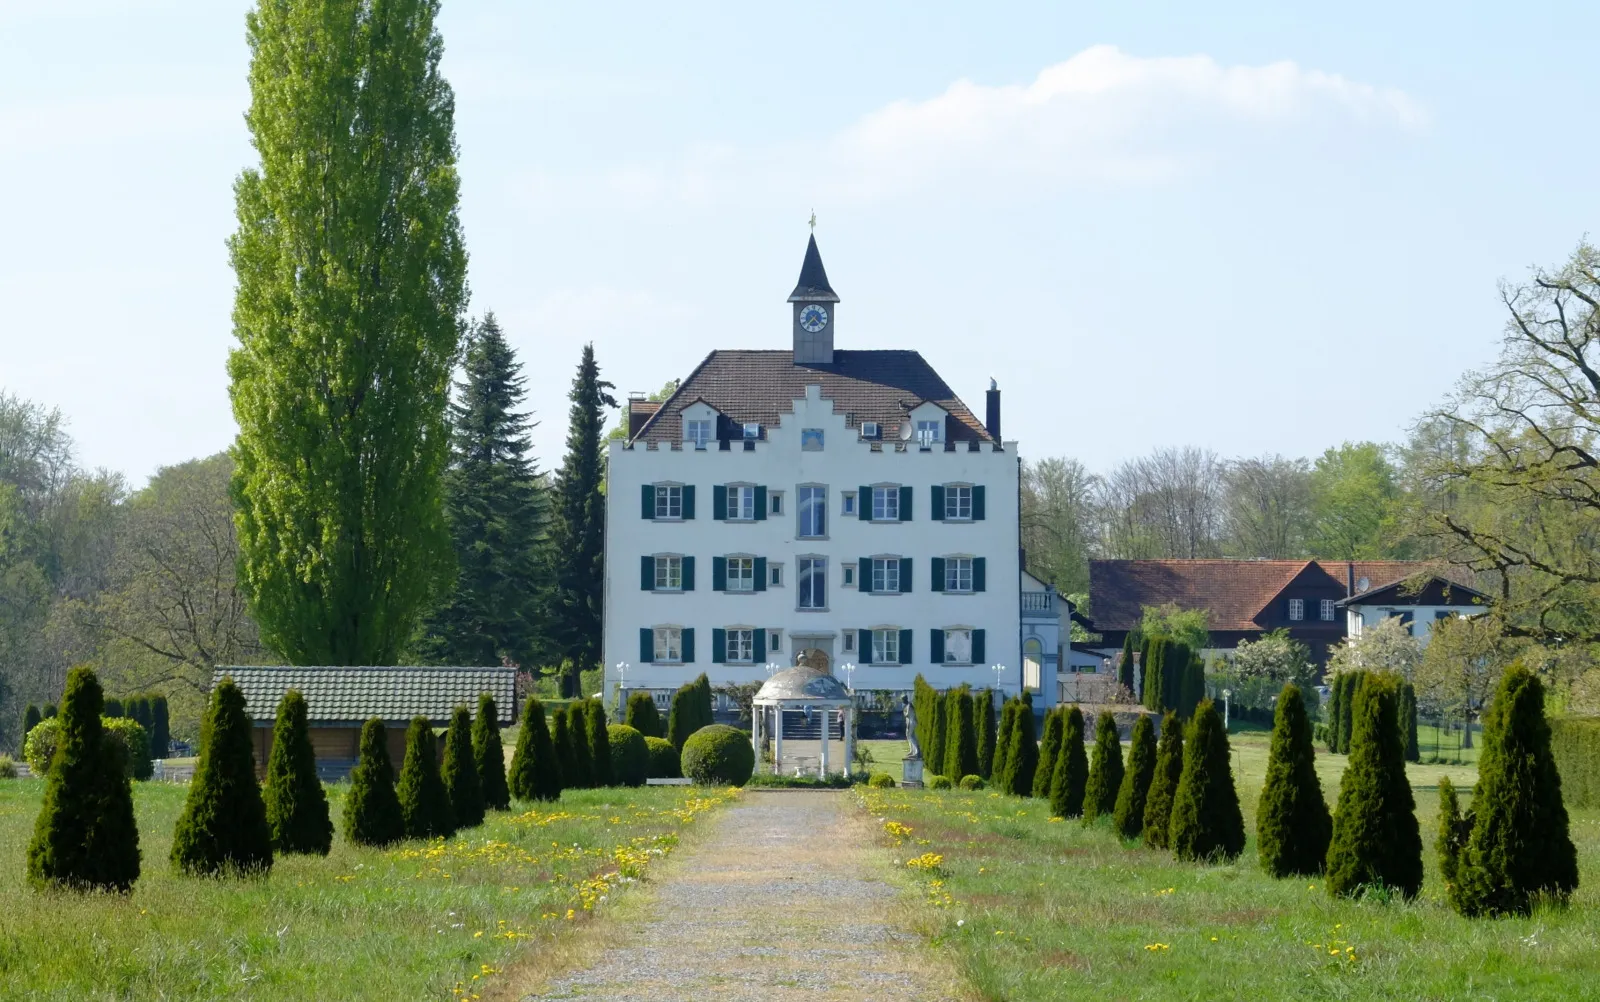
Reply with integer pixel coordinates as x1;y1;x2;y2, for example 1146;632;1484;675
960;775;984;790
927;774;954;790
23;717;61;776
607;724;649;787
644;736;680;779
869;773;896;788
681;724;754;786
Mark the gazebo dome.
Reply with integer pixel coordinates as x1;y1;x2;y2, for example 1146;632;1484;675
754;667;851;705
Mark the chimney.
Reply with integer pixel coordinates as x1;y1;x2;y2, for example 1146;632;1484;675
1346;562;1354;597
985;378;1001;441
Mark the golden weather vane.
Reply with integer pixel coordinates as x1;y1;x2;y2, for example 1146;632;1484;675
808;209;817;232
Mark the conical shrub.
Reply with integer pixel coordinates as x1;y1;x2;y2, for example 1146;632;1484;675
23;703;42;744
1450;664;1579;917
625;691;662;739
1049;706;1088;819
1399;681;1420;763
667;683;698;751
441;706;484;829
1083;712;1124;823
551;707;584;789
928;693;949;779
1335;672;1364;754
1002;700;1038;797
945;688;979;780
567;704;594;789
585;699;612;787
990;699;1016;788
1033;707;1066;798
1143;639;1166;711
172;677;272;876
344;718;404;846
397;716;455;839
1113;714;1157;839
1256;684;1330;878
1325;672;1344;752
1119;633;1138;692
26;666;141;891
263;689;332;855
1169;699;1245;862
1436;776;1471;892
1142;711;1184;849
975;690;997;779
1325;674;1422;899
473;693;510;811
508;697;563;802
103;697;123;718
149;695;170;759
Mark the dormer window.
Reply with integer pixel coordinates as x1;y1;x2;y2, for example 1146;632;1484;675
742;422;761;440
686;419;711;449
915;420;940;448
861;421;879;439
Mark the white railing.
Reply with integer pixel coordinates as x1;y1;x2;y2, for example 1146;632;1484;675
1021;591;1054;613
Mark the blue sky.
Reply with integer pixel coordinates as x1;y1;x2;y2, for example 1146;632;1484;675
3;1;1595;483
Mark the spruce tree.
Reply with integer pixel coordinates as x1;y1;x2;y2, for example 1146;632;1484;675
396;717;455;839
546;345;615;696
1399;681;1420;763
1256;684;1330;878
473;693;510;811
441;705;484;829
1002;701;1038;797
149;695;170;759
585;700;612;787
344;718;404;846
262;689;332;855
507;696;562;802
625;691;662;739
1049;706;1088;819
420;314;547;667
1083;712;1124;823
229;0;467;665
172;677;272;876
990;698;1016;788
1325;674;1422;899
1113;713;1156;840
975;689;997;779
1119;632;1138;693
1033;707;1066;798
1451;664;1579;917
1169;699;1246;862
1142;711;1184;850
928;692;950;779
946;688;979;780
1436;776;1470;892
26;666;141;892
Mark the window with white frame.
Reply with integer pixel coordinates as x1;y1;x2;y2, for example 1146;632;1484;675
767;630;782;655
944;557;974;593
798;557;826;609
842;562;857;587
726;556;755;592
768;562;783;587
944;485;973;520
686;419;712;449
742;422;760;439
799;486;827;538
944;629;973;664
726;628;754;663
1288;598;1305;621
842;629;856;653
654;555;682;591
841;491;857;516
654;485;682;519
871;486;899;521
872;628;900;664
871;558;900;593
653;627;682;662
1321;599;1336;621
915;420;940;447
725;485;755;520
769;491;784;516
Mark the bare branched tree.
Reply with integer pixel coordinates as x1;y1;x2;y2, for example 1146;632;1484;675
1220;454;1312;558
1095;446;1224;559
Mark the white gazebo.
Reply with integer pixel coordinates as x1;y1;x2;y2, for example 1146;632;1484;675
752;666;856;777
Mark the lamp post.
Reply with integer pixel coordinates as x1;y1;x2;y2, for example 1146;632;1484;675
614;661;630;711
991;663;1006;697
1222;688;1232;731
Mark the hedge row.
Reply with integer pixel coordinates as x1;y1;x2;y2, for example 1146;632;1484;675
1551;716;1600;810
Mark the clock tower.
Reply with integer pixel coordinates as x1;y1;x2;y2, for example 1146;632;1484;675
788;233;839;364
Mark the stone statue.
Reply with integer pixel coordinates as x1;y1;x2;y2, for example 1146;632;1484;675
901;694;921;759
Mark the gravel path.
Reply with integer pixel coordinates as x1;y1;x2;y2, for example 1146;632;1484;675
521;791;966;1002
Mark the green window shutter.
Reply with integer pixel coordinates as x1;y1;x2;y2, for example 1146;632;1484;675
974;557;987;593
682;556;695;591
899;485;913;521
930;629;945;664
859;631;872;665
682;485;696;519
973;629;986;664
712;556;726;592
899;557;913;594
754;485;767;521
899;629;914;664
713;485;727;520
859;486;872;520
639;628;653;663
931;484;945;520
642;485;654;519
753;629;766;664
859;557;873;595
931;556;946;592
641;556;655;591
682;628;695;663
973;485;986;521
754;557;767;592
712;628;726;664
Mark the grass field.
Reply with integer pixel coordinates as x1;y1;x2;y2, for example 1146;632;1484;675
858;728;1600;1001
0;780;733;1001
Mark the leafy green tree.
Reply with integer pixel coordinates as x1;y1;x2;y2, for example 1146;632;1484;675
103;718;153;781
1049;707;1088;818
441;705;484;829
397;717;455;839
172;677;272;876
585;699;612;787
1083;712;1124;822
26;666;141;891
1142;712;1184;849
945;688;978;780
227;0;467;666
625;691;662;739
1113;714;1157;839
1140;604;1211;656
472;693;510;811
1325;674;1422;899
1256;684;1330;877
974;689;997;779
545;346;616;696
1169;699;1246;862
1450;665;1579;916
1308;442;1401;559
1033;706;1065;799
420;315;547;667
507;696;562;802
344;718;403;846
262;690;332;855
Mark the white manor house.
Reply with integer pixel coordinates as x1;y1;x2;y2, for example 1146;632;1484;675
602;235;1071;712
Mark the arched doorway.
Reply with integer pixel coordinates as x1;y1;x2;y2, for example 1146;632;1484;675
1023;638;1043;693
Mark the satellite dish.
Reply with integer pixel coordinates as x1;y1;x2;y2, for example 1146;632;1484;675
898;422;913;441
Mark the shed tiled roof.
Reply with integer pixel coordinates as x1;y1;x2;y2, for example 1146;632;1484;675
630;349;991;445
213;666;517;727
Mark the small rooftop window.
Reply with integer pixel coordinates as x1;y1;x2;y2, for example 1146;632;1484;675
743;422;761;440
861;421;879;439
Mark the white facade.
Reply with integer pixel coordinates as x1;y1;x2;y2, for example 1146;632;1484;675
1345;602;1484;647
603;383;1021;704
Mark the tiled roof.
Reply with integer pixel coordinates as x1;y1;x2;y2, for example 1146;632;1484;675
213;666;517;727
630;349;992;445
1087;560;1471;632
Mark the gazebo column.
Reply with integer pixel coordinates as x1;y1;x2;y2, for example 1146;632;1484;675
820;709;831;776
774;706;784;775
752;705;764;772
844;704;856;778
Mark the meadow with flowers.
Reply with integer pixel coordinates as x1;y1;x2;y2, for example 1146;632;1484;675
0;780;733;1001
860;727;1600;1001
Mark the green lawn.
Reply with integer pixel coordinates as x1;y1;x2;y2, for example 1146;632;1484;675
0;779;733;1001
858;729;1599;1001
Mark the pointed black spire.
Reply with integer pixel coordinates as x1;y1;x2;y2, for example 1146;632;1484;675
787;234;839;303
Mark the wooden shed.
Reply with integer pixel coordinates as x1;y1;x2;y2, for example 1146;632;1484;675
212;665;518;780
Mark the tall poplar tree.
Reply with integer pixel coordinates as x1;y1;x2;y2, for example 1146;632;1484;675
545;345;615;695
228;0;468;666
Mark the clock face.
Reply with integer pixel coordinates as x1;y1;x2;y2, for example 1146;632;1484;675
798;304;829;333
